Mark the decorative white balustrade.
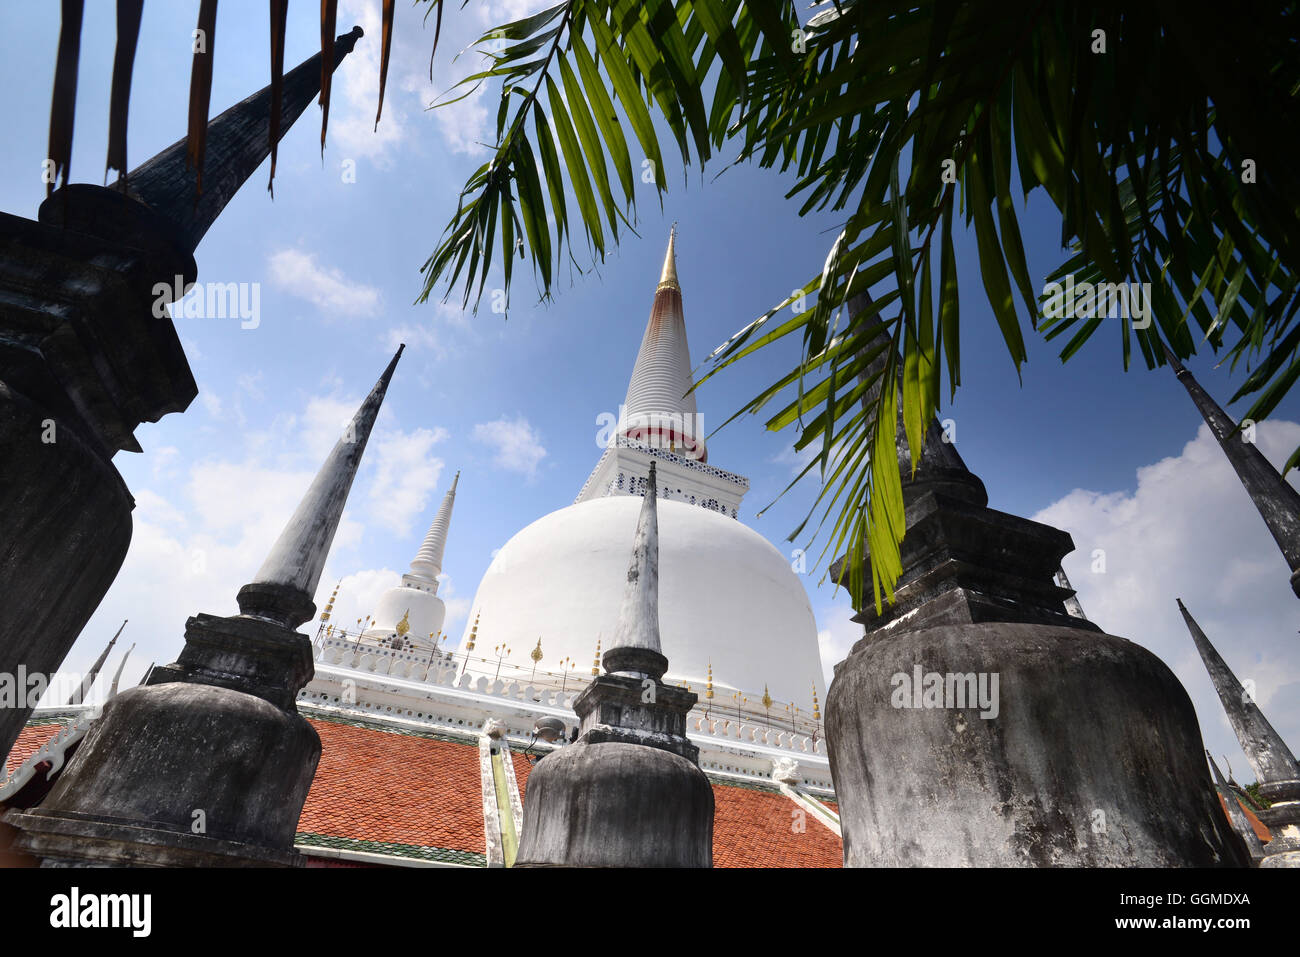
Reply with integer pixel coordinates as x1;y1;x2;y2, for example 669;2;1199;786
313;636;823;757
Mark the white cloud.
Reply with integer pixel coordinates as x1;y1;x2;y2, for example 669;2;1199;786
43;386;448;702
474;0;554;28
1034;419;1300;782
200;391;223;419
473;414;547;477
383;302;471;359
299;395;371;461
268;248;382;317
319;567;401;633
432;83;491;157
329;0;429;165
816;600;862;688
150;446;182;480
367;427;450;535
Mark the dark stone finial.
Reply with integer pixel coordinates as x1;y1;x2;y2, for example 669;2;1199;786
38;27;367;259
238;345;403;630
1161;341;1300;598
604;459;664;671
1179;598;1300;788
515;463;713;868
832;292;1092;638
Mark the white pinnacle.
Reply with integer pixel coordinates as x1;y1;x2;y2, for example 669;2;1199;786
409;470;459;589
620;228;704;460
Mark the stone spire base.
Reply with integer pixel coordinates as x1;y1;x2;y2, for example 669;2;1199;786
5;610;321;867
145;610;315;711
569;670;698;762
514;672;712;867
5;666;320;867
1254;779;1300;867
827;622;1249;866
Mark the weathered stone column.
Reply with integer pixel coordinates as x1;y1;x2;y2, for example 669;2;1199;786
0;27;364;761
1181;599;1300;867
1159;342;1300;599
825;302;1248;867
516;462;714;867
4;347;401;867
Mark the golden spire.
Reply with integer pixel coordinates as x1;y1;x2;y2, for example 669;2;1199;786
812;683;821;721
706;660;714;699
657;223;679;291
395;609;411;636
591;636;602;676
530;637;544;663
762;684;773;710
320;581;339;621
465;612;479;652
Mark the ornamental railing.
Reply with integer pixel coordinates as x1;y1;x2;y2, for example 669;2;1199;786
312;629;825;753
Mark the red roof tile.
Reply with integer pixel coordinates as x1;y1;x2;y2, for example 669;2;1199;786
1219;793;1271;842
298;718;484;858
3;722;65;773
11;713;844;867
711;783;842;867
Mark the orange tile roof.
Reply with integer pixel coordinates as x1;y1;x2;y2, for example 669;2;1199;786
711;782;842;867
1219;793;1271;842
3;721;66;773
296;716;485;865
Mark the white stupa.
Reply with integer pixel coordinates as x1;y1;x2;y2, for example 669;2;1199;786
459;230;826;708
362;471;459;653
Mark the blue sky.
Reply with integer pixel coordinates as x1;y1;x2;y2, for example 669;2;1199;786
3;1;1297;784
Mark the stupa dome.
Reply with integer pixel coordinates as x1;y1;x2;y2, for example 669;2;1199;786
458;494;825;708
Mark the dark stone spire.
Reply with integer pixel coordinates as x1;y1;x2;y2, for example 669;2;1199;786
3;353;402;868
237;344;403;630
38;26;365;263
831;292;1091;637
603;460;667;680
1161;342;1300;598
823;293;1249;868
1178;599;1300;785
66;619;126;706
848;292;987;508
515;460;713;867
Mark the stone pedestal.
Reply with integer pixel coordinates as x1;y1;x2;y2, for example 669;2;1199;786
4;614;320;867
0;209;196;761
515;673;713;867
829;469;1249;867
1256;779;1300;867
827;622;1250;866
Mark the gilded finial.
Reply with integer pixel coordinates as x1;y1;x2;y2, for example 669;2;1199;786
706;660;714;700
531;637;544;663
762;684;773;710
657;224;680;291
591;636;602;676
465;611;479;652
320;581;339;621
812;683;821;721
395;609;411;636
